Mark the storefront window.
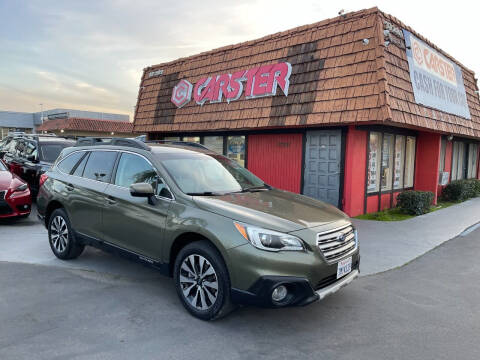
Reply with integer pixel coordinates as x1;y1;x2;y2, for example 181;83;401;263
439;137;447;172
404;136;416;187
367;132;381;193
451;141;466;181
203;136;224;154
164;136;181;141
227;136;245;167
394;135;405;189
182;136;200;143
467;143;478;179
381;134;394;191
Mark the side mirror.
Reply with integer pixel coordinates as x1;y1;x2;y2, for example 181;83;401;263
129;183;157;205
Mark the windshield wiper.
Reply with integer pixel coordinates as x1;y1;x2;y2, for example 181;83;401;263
186;191;223;196
238;184;272;193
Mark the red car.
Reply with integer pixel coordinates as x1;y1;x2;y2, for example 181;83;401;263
0;159;31;219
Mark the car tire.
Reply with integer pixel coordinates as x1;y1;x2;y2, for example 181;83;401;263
174;240;235;321
48;208;84;260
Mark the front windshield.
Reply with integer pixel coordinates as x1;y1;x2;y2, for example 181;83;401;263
160;153;265;194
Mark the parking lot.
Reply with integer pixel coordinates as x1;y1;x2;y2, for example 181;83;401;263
1;207;480;360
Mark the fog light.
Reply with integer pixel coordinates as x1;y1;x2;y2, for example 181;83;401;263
271;285;288;302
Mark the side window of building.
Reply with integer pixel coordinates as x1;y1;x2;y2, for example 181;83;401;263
227;136;246;167
114;153;172;199
82;151;118;183
467;143;478;179
57;152;86;174
451;141;465;181
367;132;416;193
203;136;224;154
439;137;447;172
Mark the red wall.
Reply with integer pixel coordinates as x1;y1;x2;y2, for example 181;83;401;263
343;126;367;217
414;132;441;204
247;133;303;193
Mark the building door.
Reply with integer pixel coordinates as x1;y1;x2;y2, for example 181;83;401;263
303;130;342;207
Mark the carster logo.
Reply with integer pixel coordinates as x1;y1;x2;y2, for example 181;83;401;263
171;79;193;108
171;62;292;108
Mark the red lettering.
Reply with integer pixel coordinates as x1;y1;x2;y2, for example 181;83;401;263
244;67;259;98
252;65;273;97
212;74;230;103
269;62;292;96
226;70;246;102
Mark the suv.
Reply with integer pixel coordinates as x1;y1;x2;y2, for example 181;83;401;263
37;139;359;320
3;135;75;196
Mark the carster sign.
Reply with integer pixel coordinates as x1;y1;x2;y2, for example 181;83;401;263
171;62;292;108
403;30;470;119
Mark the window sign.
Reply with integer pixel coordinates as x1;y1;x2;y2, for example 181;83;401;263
367;132;381;193
404;137;416;187
394;135;405;189
227;136;245;167
381;134;394;191
182;136;200;143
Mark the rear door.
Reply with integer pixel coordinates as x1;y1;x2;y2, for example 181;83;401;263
102;152;172;260
63;150;118;240
303;130;342;207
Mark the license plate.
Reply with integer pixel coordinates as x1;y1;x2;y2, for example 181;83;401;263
337;256;352;279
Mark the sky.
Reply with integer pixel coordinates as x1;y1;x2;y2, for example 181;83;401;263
1;0;479;121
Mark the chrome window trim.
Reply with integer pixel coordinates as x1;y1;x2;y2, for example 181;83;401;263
55;148;175;201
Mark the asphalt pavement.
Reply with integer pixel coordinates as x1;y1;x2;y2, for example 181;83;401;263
1;212;480;359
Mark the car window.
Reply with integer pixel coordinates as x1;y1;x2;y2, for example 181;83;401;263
7;139;18;154
40;144;66;163
0;161;7;171
14;140;25;157
72;152;89;177
114;152;171;198
24;142;38;159
57;151;85;174
83;151;117;183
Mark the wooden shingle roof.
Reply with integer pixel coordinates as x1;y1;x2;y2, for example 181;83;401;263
133;7;480;139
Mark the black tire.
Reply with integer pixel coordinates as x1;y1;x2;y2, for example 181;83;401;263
173;240;235;320
48;208;84;260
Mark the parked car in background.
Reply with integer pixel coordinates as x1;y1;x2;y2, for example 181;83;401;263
0;159;31;219
0;132;27;159
37;138;359;320
3;135;75;196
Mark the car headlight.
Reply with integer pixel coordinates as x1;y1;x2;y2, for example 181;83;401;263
14;183;28;192
234;222;304;252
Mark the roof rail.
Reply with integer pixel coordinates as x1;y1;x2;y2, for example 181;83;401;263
146;140;209;150
75;137;151;151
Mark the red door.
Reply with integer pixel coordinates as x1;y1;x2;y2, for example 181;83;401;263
247;134;303;193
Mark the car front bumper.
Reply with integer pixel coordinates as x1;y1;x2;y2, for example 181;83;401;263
230;257;360;308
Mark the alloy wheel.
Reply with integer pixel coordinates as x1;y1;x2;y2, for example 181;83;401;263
179;254;218;311
50;215;69;253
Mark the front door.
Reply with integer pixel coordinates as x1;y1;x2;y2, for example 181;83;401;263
303;130;342;207
102;152;172;260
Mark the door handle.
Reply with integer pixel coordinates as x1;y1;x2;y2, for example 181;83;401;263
65;183;74;191
106;196;117;205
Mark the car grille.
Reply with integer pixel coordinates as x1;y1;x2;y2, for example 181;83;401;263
314;260;359;290
316;224;357;263
0;194;13;215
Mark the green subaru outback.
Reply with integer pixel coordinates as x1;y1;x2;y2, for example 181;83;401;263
37;138;359;320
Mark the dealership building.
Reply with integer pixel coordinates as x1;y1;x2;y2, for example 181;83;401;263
133;7;480;216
